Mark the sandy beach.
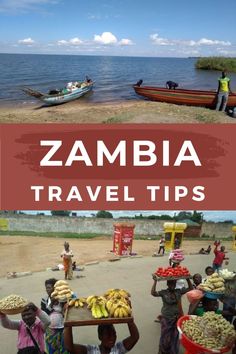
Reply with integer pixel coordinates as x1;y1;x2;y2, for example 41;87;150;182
0;100;234;124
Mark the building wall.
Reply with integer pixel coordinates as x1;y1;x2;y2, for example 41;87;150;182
0;215;234;239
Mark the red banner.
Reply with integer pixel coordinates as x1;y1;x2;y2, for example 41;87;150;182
0;124;235;209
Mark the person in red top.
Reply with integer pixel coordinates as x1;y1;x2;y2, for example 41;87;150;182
212;243;229;272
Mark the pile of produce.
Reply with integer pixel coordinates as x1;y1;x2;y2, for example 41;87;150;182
87;296;109;319
198;273;225;293
104;289;132;318
0;294;28;312
69;289;132;319
182;312;236;350
219;269;235;280
68;298;87;308
51;280;73;301
154;265;190;279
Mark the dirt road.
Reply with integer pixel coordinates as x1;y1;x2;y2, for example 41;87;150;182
0;235;232;277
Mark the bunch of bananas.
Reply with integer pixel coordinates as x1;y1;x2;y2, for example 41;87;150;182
106;298;132;318
68;297;87;308
104;289;131;299
51;280;73;301
87;295;109;319
104;289;132;318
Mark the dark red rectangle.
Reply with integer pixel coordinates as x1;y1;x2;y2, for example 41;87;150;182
0;124;235;210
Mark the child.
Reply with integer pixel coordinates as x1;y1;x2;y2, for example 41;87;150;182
41;278;57;315
192;273;202;289
41;278;69;354
0;302;50;354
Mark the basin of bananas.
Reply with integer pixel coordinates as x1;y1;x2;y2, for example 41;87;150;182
65;288;133;326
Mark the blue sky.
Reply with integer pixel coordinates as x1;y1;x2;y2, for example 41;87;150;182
0;0;236;57
23;211;236;223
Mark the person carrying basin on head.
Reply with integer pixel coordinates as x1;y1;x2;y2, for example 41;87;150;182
64;319;139;353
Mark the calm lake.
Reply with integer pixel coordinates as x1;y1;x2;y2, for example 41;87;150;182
0;53;236;105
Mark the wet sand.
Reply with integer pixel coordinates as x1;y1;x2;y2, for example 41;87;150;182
0;100;234;123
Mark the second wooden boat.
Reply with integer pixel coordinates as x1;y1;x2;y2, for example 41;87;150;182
133;81;236;108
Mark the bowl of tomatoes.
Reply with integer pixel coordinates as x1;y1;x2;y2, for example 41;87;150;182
153;265;191;280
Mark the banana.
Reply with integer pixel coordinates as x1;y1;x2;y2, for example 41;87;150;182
114;306;122;318
100;303;109;318
119;289;131;297
106;300;113;312
87;295;99;308
68;299;76;307
74;299;80;308
123;304;132;316
109;304;117;317
91;304;98;318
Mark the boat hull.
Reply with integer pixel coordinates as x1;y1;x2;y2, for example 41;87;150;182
133;85;236;108
41;83;93;106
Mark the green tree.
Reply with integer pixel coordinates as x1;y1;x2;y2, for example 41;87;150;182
96;210;113;218
175;211;192;221
191;210;204;224
51;210;71;217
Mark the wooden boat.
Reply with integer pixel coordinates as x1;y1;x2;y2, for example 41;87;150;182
23;79;93;106
133;81;236;108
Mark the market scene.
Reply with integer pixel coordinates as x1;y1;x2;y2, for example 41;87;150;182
0;211;236;353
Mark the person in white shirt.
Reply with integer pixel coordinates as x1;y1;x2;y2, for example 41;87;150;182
64;320;139;354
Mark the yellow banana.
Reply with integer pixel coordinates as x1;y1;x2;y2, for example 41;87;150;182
100;303;109;318
109;304;117;317
91;305;98;318
68;299;76;307
96;304;103;319
106;300;113;311
114;307;122;318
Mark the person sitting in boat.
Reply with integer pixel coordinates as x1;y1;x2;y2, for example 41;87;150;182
85;76;92;83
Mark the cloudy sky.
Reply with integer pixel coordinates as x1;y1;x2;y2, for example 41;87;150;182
0;0;236;57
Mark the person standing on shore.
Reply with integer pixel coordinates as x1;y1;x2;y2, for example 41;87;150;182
61;242;74;280
216;71;232;111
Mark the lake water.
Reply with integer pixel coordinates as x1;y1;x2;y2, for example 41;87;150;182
0;53;236;105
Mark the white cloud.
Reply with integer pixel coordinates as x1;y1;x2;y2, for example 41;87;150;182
57;37;83;46
0;0;60;13
150;33;231;47
94;32;118;45
150;34;174;46
18;37;35;45
197;38;231;46
118;38;134;46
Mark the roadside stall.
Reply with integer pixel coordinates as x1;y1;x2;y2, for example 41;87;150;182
163;222;187;251
113;223;135;256
232;225;236;251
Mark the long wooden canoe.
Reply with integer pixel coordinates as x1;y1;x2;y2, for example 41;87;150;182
23;80;93;106
133;83;236;108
